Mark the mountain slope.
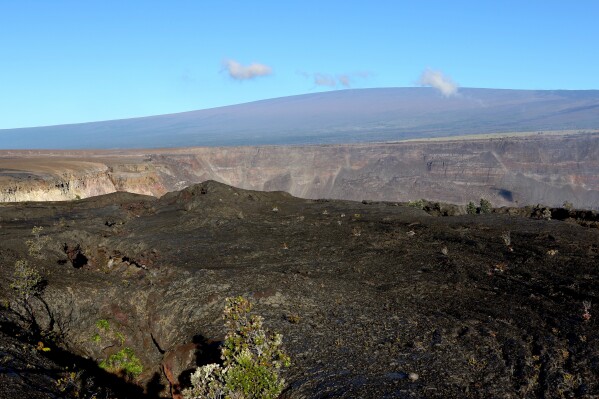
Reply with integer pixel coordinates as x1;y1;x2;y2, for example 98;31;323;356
1;88;599;149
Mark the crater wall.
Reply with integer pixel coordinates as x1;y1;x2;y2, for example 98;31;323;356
1;133;598;208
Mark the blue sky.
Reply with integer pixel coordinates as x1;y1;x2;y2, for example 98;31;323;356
1;1;598;129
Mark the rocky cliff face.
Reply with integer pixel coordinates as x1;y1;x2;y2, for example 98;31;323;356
1;132;599;208
0;158;167;202
0;162;116;202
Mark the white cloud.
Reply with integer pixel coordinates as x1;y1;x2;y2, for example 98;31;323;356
301;71;372;88
419;68;458;96
338;74;351;87
223;59;273;80
314;73;337;87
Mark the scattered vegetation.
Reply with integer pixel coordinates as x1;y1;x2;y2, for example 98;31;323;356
183;296;290;399
55;370;84;395
557;371;581;397
91;318;142;379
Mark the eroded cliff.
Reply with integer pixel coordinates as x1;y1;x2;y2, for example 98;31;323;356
1;132;598;208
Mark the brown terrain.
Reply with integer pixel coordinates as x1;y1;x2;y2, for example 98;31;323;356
1;132;599;209
0;180;598;398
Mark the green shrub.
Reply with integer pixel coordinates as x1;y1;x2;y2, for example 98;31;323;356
185;364;226;399
479;198;492;214
8;259;45;330
10;259;43;302
26;226;50;259
99;347;143;378
466;201;477;215
183;296;290;399
408;199;426;209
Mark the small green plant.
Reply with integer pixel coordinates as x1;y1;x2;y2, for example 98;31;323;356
183;296;290;399
96;319;110;332
56;369;83;395
8;259;45;329
408;199;426;209
91;333;101;344
99;347;143;378
115;331;126;346
479;198;492;214
26;226;50;259
36;341;51;352
285;313;301;324
466;201;477;214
